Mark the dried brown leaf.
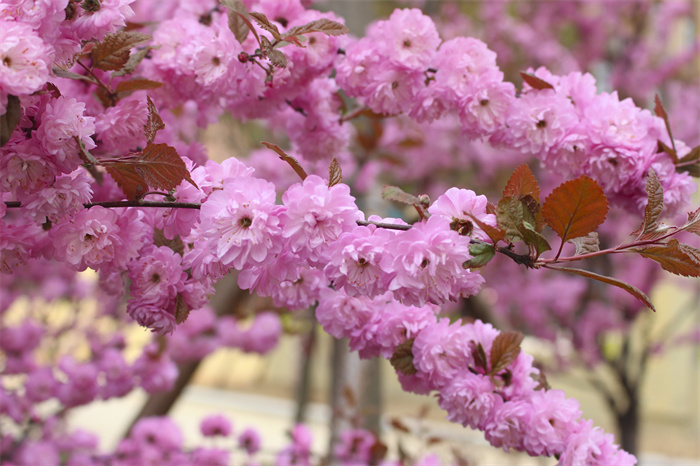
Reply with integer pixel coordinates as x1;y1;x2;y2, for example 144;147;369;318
568;232;600;256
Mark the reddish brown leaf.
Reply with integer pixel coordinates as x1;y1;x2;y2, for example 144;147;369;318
132;143;195;191
520;72;554;90
104;163;148;200
1;95;20;147
503;164;541;200
175;293;190;324
470;341;489;372
220;0;250;44
343;386;356;407
368;440;388;463
546;265;656;312
328;157;342;187
261;141;307;180
467;213;505;244
542;175;609;243
115;78;163;93
112;46;153;77
633;168;664;239
390;418;411;433
489;330;524;375
144;96;164;144
91;31;151;71
654;94;677;160
285;18;349;37
658;140;678;164
683;207;700;236
390;338;417;375
249;11;282;40
382;185;420;207
635;239;700;278
267;48;287;68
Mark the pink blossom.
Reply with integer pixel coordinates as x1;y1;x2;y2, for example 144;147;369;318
127;245;186;307
484;400;530;452
52;206;148;271
334;429;375;465
0;139;58;195
132;344;178;393
281;175;362;265
428;187;497;242
383;216;484;306
0;21;51;96
199;176;284;270
20;170;92;224
438;373;503;430
238;428;262;455
94;92;149;155
24;367;57;403
240;312;282;354
412;318;473;388
271;267;327;310
522;389;582;456
56;356;99;408
129;417;183;451
323;224;397;298
200;414;232;438
71;0;135;41
372;8;440;70
35;96;96;174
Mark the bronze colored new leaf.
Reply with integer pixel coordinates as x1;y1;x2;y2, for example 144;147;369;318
249;12;282;40
382;185;420;206
0;95;20;147
328;157;342;187
520;72;554;90
91;31;151;71
633;168;664;239
545;265;656;312
115;78;163;94
144;96;164;144
104;163;148;200
542;175;609;246
635;239;700;278
654;94;677;162
503;164;541;201
262;141;307;180
285;18;350;38
489;330;524;376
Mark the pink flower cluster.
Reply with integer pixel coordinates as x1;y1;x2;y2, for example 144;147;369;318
315;288;637;465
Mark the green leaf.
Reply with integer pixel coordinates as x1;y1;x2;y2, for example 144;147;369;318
542;175;609;243
634;239;700;278
520;72;554;90
517;221;551;257
261;141;307;180
464;242;495;269
489;330;524;376
546;265;656;312
91;31;151;71
52;66;95;83
496;196;536;243
0;94;20;147
328;157;342;187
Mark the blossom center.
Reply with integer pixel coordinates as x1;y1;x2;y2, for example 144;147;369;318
239;216;252;228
